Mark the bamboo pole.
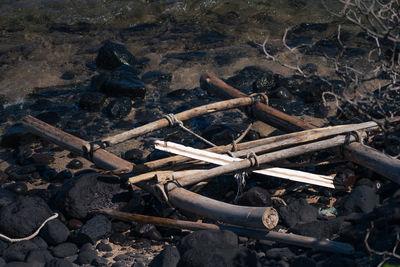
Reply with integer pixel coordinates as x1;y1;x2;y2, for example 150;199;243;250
96;208;354;255
100;97;260;147
200;72;400;185
135;121;378;172
162;135;354;189
154;140;339;188
21;115;134;172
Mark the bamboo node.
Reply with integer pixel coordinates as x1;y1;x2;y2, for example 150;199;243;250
82;141;108;161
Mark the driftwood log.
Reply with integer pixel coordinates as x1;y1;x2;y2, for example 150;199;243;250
134;121;378;172
21;115;278;229
200;72;400;185
97;208;354;255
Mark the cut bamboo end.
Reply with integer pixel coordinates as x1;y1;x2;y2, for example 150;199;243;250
262;207;279;229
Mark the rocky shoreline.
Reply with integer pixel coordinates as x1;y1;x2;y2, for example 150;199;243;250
1;9;400;266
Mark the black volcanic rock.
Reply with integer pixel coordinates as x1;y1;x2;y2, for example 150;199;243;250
96;41;138;71
2;240;38;262
73;215;111;245
0;188;14;208
177;230;238;254
343;185;378;214
79;92;106;111
0;196;53;238
236;186;272;207
149;246;180;267
50;243;78;258
39;219;70;245
45;259;73;267
279;199;318;228
178;247;260;267
103;69;146;98
55;172;129;219
25;249;54;266
106;97;132;119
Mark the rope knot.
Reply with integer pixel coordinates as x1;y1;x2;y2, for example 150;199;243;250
247;152;260;167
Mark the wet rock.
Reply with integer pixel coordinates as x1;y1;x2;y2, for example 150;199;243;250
226;66;268;92
192;31;227;47
141;71;171;88
0;196;53;238
60;71;74;80
96;242;112;252
279;199;318;228
103;69;146;98
50;243;78;258
124;149;143;161
25;249;53;266
2;240;38;262
236;186;272;206
77;249;98;265
45;259;73;267
111;221;131;233
36;112;60;125
78;92;106;112
272;87;296;101
55;172;129;219
292;23;328;34
1;125;30;148
106;97;132;119
253;72;278;93
39;219;69;245
290;256;316;267
343;185;378;214
5;182;27;195
291;218;343;239
149;246;180;267
96;41;138;71
178;247;259;267
73;215;111;245
91;72;111;92
177;230;238;254
66;159;83;170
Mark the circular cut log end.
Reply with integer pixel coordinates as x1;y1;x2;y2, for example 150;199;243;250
262;207;279;229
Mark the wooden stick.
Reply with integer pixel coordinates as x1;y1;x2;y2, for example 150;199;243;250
154;140;338;188
21;115;134;172
136;121;378;172
96;208;354;255
164;135;355;189
200;72;400;185
21;115;280;229
167;187;278;229
101;97;259;147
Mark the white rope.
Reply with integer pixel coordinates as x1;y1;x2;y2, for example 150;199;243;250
0;213;59;243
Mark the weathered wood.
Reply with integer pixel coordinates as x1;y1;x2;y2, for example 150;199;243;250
97;208;354;255
164;135;355;188
167;187;278;229
101;97;259;147
200;72;400;185
154;140;339;188
344;142;400;185
21;115;134;172
136;121;378;172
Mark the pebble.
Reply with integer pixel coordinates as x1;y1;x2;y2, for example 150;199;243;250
40;219;70;245
45;259;73;267
96;40;138;71
73;215;111;245
66;159;83;170
96;242;112;252
79;92;106;112
5;182;28;195
51;243;78;258
107;97;132;119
